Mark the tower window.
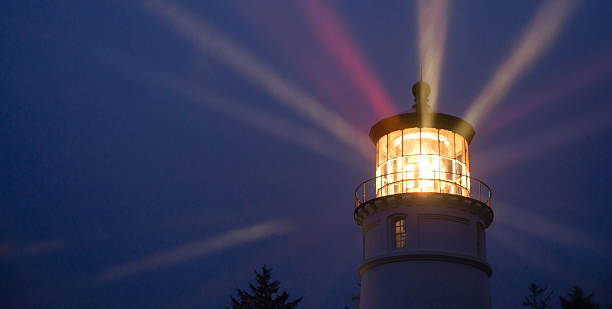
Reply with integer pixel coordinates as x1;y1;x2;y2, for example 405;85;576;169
393;218;406;248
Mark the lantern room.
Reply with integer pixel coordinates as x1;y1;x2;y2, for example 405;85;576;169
375;126;469;197
365;81;481;202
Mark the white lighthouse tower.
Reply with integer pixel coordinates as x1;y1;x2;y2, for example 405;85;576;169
353;81;494;309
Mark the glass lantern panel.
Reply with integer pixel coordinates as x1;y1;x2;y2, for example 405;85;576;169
454;133;465;163
388;130;403;159
386;157;403;183
454;160;466;196
376;165;382;197
440;157;454;179
377;134;388;166
464;139;470;169
439;129;454;158
403;156;419;192
402;128;420;156
420;128;439;155
374;128;471;199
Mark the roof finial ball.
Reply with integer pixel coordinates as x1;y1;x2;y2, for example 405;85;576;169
412;80;431;114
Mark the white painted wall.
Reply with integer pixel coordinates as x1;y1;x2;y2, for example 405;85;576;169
357;199;492;309
360;260;491;309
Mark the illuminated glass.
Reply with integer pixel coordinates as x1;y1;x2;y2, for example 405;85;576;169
403;128;420;155
420;128;439;155
393;218;406;248
439;129;454;157
388;130;402;159
455;133;465;163
375;128;470;198
464;139;470;170
454;133;469;195
377;135;387;166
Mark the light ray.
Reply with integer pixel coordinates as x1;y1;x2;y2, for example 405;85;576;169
228;1;362;118
489;222;603;284
140;0;372;160
489;224;564;274
102;52;370;171
417;0;449;115
464;0;580;127
473;106;612;176
297;0;396;118
94;220;294;282
187;88;370;171
494;201;610;254
0;241;64;258
480;42;612;138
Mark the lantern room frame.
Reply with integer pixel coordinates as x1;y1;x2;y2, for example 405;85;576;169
354;111;492;221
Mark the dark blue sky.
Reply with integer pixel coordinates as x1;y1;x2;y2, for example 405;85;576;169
2;0;612;308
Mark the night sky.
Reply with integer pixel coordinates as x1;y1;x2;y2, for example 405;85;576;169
2;0;612;308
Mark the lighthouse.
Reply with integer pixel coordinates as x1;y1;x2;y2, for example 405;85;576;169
353;80;494;308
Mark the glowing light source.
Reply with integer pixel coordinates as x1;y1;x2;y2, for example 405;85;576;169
375;128;469;197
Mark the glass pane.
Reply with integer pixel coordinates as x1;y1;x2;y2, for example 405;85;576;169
376;137;379;166
403;128;420;156
454;161;467;196
379;186;387;197
394;219;406;248
403;156;419;192
377;135;387;165
421;128;439;155
384;160;394;186
395;219;404;231
418;154;439;192
464;139;470;170
387;157;403;183
439;157;453;193
388;130;402;159
419;154;438;179
454;133;465;163
376;165;383;197
439;129;454;157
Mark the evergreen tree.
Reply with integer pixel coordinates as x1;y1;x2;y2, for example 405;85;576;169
228;265;302;309
522;283;553;309
559;285;599;309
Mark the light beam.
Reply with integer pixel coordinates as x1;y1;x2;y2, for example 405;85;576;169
102;51;370;170
94;220;294;282
464;0;579;127
489;224;564;274
417;0;449;116
298;0;396;118
494;201;610;254
141;0;373;160
480;42;612;138
473;106;612;176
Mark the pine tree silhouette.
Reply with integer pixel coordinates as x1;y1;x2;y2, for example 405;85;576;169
559;285;599;309
228;265;302;309
522;283;553;309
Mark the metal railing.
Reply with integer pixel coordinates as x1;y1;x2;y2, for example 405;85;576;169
354;170;492;208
